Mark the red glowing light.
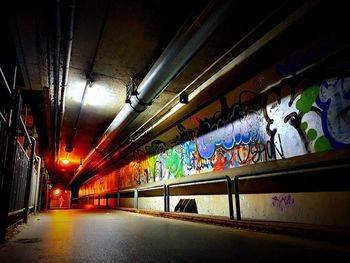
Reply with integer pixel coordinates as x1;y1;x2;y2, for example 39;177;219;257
55;189;60;195
61;159;70;164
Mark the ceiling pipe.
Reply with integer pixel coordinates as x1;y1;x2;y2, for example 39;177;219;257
86;0;324;180
65;77;92;152
46;35;52;149
68;0;233;186
44;87;52;151
58;0;75;154
65;0;111;153
52;0;61;177
122;0;294;144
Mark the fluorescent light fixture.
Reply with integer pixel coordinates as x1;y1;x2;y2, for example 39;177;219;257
71;80;86;103
71;80;114;107
83;84;113;106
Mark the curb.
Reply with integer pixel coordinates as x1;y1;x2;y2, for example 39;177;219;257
117;207;350;244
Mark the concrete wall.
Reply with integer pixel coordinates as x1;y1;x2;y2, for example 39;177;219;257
119;198;134;208
137;192;350;227
138;197;164;211
169;195;229;217
240;192;350;227
117;44;350;189
78;41;350;228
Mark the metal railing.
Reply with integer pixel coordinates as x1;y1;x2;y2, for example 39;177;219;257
0;66;41;240
135;184;166;211
76;177;234;219
233;163;350;220
75;184;167;211
8;141;30;213
166;176;233;219
75;157;350;224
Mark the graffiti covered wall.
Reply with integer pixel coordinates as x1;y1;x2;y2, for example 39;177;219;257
117;52;350;188
78;170;118;197
80;43;350;193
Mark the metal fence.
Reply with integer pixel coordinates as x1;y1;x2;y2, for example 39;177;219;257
8;142;30;214
29;166;37;209
0;66;42;241
0;112;10;199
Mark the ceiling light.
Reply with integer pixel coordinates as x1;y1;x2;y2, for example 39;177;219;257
55;189;60;195
71;80;114;107
83;84;113;106
71;80;87;103
62;159;70;164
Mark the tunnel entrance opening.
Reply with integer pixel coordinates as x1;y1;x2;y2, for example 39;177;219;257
49;189;71;209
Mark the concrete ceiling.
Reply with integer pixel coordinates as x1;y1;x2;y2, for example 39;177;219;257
58;0;206;183
7;0;296;185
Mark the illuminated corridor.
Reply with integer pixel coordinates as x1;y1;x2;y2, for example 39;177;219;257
0;209;349;262
1;1;350;260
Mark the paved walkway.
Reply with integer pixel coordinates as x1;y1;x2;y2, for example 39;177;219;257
0;209;349;262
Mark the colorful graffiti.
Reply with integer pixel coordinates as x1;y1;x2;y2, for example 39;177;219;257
317;77;350;148
81;74;350;193
79;44;350;195
196;105;265;159
264;82;326;158
116;74;350;188
78;170;118;197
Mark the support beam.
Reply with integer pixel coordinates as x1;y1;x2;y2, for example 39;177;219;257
23;137;36;223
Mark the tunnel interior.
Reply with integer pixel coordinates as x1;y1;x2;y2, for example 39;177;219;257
0;0;350;247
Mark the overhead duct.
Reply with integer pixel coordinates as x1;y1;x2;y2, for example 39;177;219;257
65;0;111;153
58;0;76;154
68;0;233;186
52;0;61;176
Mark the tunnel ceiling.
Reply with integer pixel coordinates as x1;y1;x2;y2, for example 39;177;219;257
6;0;306;185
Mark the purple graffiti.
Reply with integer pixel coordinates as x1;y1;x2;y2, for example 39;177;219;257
272;194;295;211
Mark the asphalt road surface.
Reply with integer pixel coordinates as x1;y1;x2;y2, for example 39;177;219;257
0;209;349;262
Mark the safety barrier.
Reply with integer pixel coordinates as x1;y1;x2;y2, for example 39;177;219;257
233;163;350;220
75;177;233;219
0;66;42;241
75;153;350;223
8;141;30;214
166;177;233;219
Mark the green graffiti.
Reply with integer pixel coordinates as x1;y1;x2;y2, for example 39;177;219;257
165;148;181;177
307;128;317;141
314;136;332;152
149;155;157;179
300;121;308;131
296;85;320;113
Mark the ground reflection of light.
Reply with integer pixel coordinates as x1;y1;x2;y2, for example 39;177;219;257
45;211;74;257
